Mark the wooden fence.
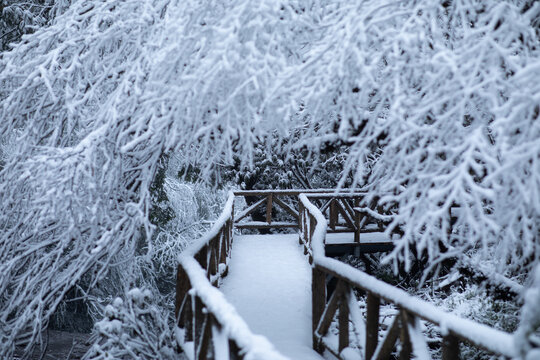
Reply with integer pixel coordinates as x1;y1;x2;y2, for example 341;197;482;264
175;192;287;360
233;190;367;234
299;194;522;360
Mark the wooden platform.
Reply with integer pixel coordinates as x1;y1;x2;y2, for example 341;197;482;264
325;232;394;257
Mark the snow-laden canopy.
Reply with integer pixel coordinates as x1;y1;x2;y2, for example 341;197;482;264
0;0;539;356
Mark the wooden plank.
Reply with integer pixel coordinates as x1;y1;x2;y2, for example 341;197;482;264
354;198;360;243
341;198;358;223
319;199;332;213
219;230;228;265
234;189;366;196
226;219;233;251
310;216;316;240
194;296;205;355
335;199;356;230
315;279;346;339
330;199;337;230
209;238;218;277
266;194;273;223
399;309;412;360
366;293;380;360
235;197;266;222
234;222;297;229
184;295;193;342
197;313;212;360
338;284;350;352
312;267;326;353
175;265;190;319
273;195;299;219
442;334;460;360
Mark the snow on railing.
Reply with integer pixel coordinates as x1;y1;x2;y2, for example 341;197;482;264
298;194;522;360
176;191;287;360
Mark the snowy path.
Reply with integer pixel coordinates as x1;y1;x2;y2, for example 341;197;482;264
220;234;324;360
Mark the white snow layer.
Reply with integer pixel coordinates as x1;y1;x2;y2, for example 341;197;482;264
220;234;324;360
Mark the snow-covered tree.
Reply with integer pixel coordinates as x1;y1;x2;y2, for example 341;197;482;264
0;0;71;51
0;0;538;357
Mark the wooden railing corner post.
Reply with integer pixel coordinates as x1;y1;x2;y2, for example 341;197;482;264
330;198;337;230
266;194;273;224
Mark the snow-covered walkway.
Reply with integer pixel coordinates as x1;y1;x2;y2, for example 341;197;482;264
220;234;324;360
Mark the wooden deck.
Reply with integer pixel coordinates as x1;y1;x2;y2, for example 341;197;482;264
174;190;531;359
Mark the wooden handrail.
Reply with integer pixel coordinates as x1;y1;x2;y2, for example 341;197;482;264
298;194;527;360
175;191;287;360
233;189;367;233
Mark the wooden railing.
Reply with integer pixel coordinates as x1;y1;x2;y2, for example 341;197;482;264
175;189;533;359
233;189;369;234
232;190;303;230
175;192;287;360
299;194;523;360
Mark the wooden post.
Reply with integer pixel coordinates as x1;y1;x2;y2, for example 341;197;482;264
227;219;233;253
330;199;337;230
266;194;273;224
310;216;316;243
354;197;360;243
194;296;205;354
184;295;193;342
197;314;212;360
196;245;208;270
298;201;304;244
312;267;326;353
220;230;228;265
366;293;380;360
338;286;350;352
399;309;412;360
442;334;460;360
175;265;190;320
374;314;401;360
208;241;217;277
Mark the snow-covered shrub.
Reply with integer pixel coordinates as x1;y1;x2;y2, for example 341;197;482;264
83;288;174;360
152;175;225;283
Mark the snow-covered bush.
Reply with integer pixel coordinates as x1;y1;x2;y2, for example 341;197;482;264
83;288;174;360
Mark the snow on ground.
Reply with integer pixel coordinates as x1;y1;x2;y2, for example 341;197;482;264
220;234;324;360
